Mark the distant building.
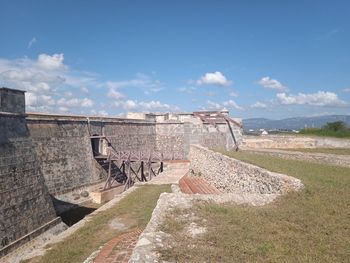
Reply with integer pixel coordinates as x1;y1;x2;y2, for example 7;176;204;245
261;130;268;136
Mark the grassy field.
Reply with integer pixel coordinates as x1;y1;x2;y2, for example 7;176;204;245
24;185;171;263
159;152;350;262
278;148;350;155
299;128;350;138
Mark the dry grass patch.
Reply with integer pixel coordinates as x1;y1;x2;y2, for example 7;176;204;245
24;185;170;263
159;152;350;262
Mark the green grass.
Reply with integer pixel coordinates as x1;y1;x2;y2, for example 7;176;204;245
26;185;170;263
159;152;350;262
278;148;350;155
299;128;350;138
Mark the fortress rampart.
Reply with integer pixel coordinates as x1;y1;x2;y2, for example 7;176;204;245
0;87;242;256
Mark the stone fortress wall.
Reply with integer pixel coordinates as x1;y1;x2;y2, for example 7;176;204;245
25;112;240;197
0;87;242;256
0;88;59;257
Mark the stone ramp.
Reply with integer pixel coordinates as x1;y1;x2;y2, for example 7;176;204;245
179;175;221;194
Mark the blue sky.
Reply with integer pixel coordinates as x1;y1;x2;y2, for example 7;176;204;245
0;0;349;119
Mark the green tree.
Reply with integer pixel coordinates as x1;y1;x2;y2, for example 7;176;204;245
322;121;347;131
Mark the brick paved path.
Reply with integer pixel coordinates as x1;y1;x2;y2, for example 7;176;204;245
93;228;143;263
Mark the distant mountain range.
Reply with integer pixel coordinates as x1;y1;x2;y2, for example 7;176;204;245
243;115;350;131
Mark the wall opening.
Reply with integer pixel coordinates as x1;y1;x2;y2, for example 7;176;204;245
91;134;100;156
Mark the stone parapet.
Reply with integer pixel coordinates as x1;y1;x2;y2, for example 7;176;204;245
189;145;303;195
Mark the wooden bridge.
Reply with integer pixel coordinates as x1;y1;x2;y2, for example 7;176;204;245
96;147;185;191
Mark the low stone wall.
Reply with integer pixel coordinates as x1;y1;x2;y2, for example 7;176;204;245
189;145;303;195
242;135;316;149
315;137;350;148
242;135;350;149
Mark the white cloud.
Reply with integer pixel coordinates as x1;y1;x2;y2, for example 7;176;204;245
36;53;66;71
98;110;109;116
223;99;244;110
107;88;125;100
124;100;138;110
229;91;238;97
258;76;288;92
0;54;99;113
0;54;66;96
197;71;232;86
90;109;109;116
251;101;267;109
178;86;196;94
206;91;216;96
0;54;180;115
58;106;69;113
81;98;94;107
104;74;163;94
343;87;350;93
57;97;94;108
80;87;89;94
27;37;37;49
276;91;347;107
26;92;55;112
207;100;224;110
64;91;73;98
205;99;243;111
139;100;170;111
114;99;173;112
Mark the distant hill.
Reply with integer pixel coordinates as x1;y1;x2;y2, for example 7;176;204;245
243;115;350;131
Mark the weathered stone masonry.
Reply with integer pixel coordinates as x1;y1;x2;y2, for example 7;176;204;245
0;88;58;257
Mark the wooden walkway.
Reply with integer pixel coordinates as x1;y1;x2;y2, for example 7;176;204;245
179;175;221;194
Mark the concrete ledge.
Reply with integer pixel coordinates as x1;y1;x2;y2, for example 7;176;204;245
0;111;26;117
26;112;155;124
90;185;124;204
0;217;62;258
